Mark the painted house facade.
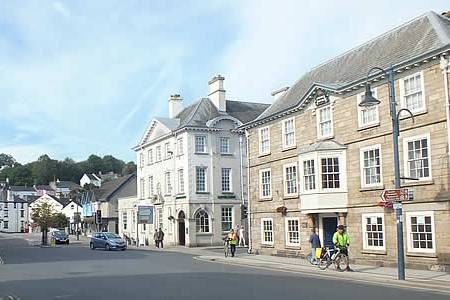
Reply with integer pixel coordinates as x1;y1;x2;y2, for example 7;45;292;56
132;75;269;247
241;12;450;270
0;187;30;233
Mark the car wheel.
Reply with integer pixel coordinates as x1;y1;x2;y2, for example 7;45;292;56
90;242;95;250
67;241;70;245
105;244;111;251
121;248;126;251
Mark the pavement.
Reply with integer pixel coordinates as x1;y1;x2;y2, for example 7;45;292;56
1;233;449;299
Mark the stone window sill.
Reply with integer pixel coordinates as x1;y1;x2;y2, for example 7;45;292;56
282;146;297;152
258;152;271;158
258;197;273;202
261;244;274;248
285;245;301;250
283;195;298;200
401;179;434;187
361;249;387;255
359;185;385;192
357;123;380;131
406;251;437;258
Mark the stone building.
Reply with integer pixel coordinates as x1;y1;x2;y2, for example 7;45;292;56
132;75;268;247
240;11;450;270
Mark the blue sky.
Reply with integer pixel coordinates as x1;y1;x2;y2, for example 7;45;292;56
0;0;446;163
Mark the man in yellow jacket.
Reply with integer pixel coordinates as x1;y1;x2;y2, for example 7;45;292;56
228;229;238;257
333;225;352;271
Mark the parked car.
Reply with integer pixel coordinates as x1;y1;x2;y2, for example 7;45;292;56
90;232;126;251
51;230;69;244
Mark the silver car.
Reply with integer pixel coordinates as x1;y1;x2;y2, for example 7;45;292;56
90;232;126;251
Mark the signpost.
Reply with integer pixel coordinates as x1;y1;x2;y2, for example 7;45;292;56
379;188;408;209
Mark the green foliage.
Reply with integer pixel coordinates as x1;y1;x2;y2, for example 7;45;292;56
31;202;56;230
0;153;16;168
122;161;137;175
51;213;69;228
0;153;137;186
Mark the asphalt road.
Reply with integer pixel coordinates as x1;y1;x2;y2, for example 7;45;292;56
0;235;447;300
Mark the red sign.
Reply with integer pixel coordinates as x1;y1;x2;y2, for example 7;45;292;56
380;189;408;202
377;200;393;209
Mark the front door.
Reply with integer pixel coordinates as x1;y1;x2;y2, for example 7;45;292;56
178;211;186;246
322;217;338;247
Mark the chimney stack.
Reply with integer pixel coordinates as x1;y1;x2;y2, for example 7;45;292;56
168;94;183;118
208;75;226;111
271;86;289;102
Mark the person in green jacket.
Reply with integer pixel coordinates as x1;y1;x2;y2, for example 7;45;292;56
332;225;352;271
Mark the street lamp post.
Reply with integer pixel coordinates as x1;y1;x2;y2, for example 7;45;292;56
359;66;414;280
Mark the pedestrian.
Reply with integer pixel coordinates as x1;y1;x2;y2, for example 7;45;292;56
333;225;352;271
158;228;165;249
239;225;246;247
228;229;237;257
153;230;159;248
309;228;321;265
235;225;240;246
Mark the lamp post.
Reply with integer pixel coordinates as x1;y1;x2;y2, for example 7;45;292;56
359;66;414;280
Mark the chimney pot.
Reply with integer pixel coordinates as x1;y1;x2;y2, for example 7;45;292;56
208;75;226;111
271;86;289;101
168;94;183;118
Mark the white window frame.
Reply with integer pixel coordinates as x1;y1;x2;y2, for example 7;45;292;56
221;206;233;232
261;218;274;245
357;88;379;128
156;146;162;162
402;133;432;182
316;105;333;139
196;166;207;193
221;168;232;193
299;151;347;194
165;172;172;195
259;127;270;155
406;211;435;254
219;137;230;154
283;163;298;197
139;153;144;168
361;213;386;251
360;144;383;188
178;169;185;194
164;142;171;159
177;137;184;156
148;176;154;197
259;168;272;199
399;71;426;115
122;211;128;230
195;135;207;154
147;149;153;165
285;217;300;246
195;210;210;233
302;158;316;192
282;118;296;149
140;178;145;199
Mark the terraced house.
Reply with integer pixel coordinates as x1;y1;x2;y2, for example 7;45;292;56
241;11;450;270
132;76;268;247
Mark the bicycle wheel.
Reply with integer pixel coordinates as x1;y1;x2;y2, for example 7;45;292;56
306;254;313;265
318;257;331;270
224;245;228;258
334;253;348;272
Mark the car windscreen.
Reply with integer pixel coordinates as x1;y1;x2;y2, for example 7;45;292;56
104;233;120;239
53;231;67;237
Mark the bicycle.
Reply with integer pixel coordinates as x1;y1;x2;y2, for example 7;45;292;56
318;246;348;271
223;238;231;258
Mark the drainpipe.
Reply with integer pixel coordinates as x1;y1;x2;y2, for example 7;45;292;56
440;55;450;161
245;130;253;254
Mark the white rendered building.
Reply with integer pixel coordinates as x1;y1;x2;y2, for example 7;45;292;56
132;75;268;246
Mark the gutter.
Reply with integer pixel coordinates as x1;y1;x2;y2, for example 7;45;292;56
245;130;253;254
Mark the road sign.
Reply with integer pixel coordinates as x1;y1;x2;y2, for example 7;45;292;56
380;188;408;202
138;206;153;224
378;200;393;209
393;202;403;210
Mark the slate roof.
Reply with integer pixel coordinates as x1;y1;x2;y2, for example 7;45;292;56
172;98;268;129
93;173;136;202
254;11;450;122
53;181;81;189
10;186;36;192
35;185;54;191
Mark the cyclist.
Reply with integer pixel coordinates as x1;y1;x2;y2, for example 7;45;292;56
332;225;352;271
228;229;238;257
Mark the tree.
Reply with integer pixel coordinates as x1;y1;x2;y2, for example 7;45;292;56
52;213;69;229
122;161;137;175
0;165;33;186
31;202;56;245
86;155;104;174
102;155;125;174
0;153;16;168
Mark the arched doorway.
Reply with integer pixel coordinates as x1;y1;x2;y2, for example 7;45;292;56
178;211;186;246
